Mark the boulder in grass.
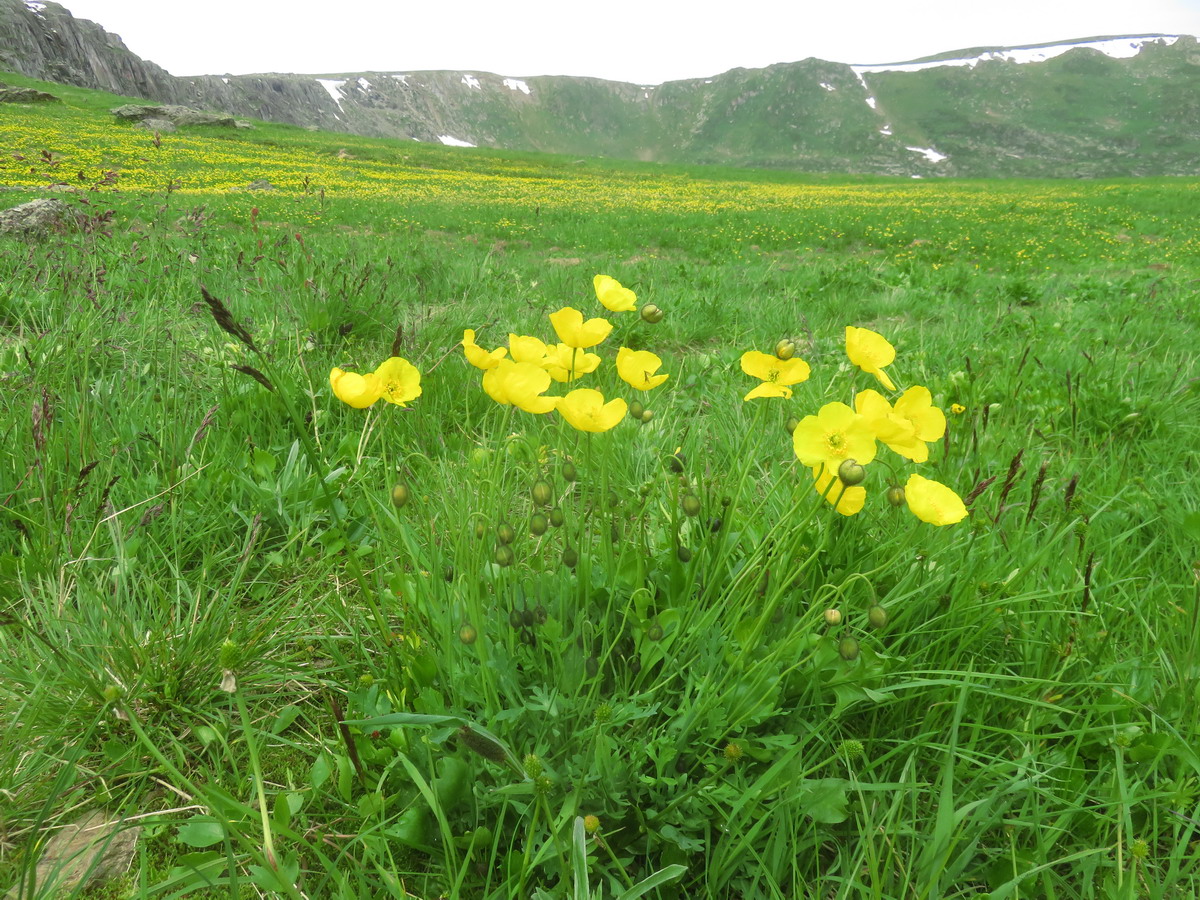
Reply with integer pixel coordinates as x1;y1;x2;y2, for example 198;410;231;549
12;811;140;898
110;104;235;127
0;199;78;236
245;179;276;191
133;117;176;132
0;87;60;103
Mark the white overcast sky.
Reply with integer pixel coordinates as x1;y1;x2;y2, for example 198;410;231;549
54;0;1200;84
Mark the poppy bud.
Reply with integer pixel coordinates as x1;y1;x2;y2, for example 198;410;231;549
868;605;888;629
496;522;516;545
530;513;548;536
667;452;686;474
474;521;487;540
640;304;664;324
390;483;411;508
562;546;578;568
647;621;664;641
459;623;478;644
548;506;565;527
531;479;553;506
823;608;843;626
838;459;866;487
886;485;906;508
838;636;860;661
677;545;692;563
640;409;653;423
629;400;645;419
774;339;796;360
785;416;799;435
562;461;577;483
494;544;515;567
682;494;701;517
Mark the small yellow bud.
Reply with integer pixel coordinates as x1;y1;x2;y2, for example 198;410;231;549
583;814;601;834
823;608;843;626
774;339;796;360
724;742;744;761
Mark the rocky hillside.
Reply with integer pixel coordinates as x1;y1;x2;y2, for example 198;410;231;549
3;0;1199;176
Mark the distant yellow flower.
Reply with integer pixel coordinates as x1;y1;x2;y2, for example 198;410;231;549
740;350;810;401
845;326;896;391
556;388;627;433
462;329;507;370
593;274;637;312
616;347;669;391
508;334;550;365
812;466;866;516
549;306;612;349
951;403;966;415
905;473;968;525
374;357;422;406
792;402;877;477
330;367;382;408
543;343;602;382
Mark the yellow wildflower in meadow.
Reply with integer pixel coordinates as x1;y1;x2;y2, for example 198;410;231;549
330;357;421;408
544;344;602;382
739;350;811;400
482;360;558;413
462;329;507;369
904;474;968;525
508;334;551;365
549;307;613;349
593;275;637;312
812;466;867;516
616;347;669;391
845;327;896;390
855;387;945;463
557;388;627;433
792;402;877;478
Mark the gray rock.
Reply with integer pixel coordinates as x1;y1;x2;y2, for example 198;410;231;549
0;86;59;102
111;103;166;121
112;104;235;127
0;198;77;235
234;120;254;129
10;811;140;898
245;179;275;190
133;117;176;132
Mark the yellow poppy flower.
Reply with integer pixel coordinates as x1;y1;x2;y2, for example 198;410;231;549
505;362;558;414
593;274;637;312
543;343;602;382
812;466;866;516
556;388;627;433
854;389;924;461
904;474;968;525
508;334;550;365
374;357;422;406
549;306;613;349
845;326;896;391
462;329;507;370
739;350;810;401
951;403;966;415
616;347;669;391
792;402;877;478
330;367;383;408
891;386;946;458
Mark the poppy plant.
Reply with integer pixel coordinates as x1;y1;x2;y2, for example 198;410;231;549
556;388;627;433
792;402;877;478
845;326;897;391
593;274;637;312
549;306;613;349
616;347;669;391
739;350;810;401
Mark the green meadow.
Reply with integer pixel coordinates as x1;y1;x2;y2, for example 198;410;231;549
1;73;1199;899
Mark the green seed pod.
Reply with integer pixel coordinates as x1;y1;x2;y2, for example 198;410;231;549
785;416;800;435
638;482;653;498
521;608;534;628
823;608;843;627
667;452;686;474
562;546;579;568
774;339;796;361
677;545;692;563
531;479;554;506
474;521;487;540
886;485;906;508
548;506;565;528
583;814;601;834
218;639;239;670
628;657;642;675
494;544;515;567
838;636;860;661
530;513;549;536
459;623;478;644
390;483;411;508
682;494;702;517
443;565;455;583
509;608;523;629
534;774;553;796
102;684;124;703
593;702;613;723
724;742;744;761
640;409;653;423
640;304;664;324
647;622;664;641
496;522;516;545
838;459;866;487
868;605;888;629
629;400;645;420
839;739;865;760
562;461;577;483
523;753;543;779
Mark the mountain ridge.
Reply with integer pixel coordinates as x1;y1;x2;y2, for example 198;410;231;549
3;0;1198;177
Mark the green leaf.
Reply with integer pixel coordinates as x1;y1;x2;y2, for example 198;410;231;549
175;816;225;848
797;778;850;824
311;753;331;790
614;864;688;900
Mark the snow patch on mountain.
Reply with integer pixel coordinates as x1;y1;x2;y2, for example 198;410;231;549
461;74;481;89
316;79;346;110
24;1;47;16
503;77;531;94
853;35;1180;75
439;135;475;147
906;145;948;163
